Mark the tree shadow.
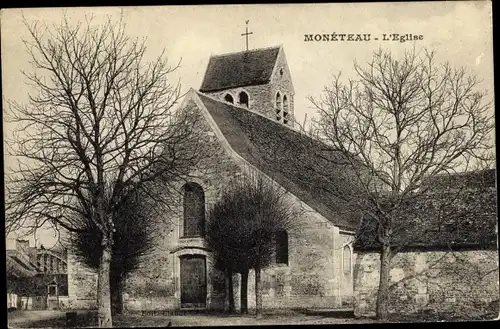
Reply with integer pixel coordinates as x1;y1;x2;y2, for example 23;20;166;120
12;311;98;328
291;308;355;318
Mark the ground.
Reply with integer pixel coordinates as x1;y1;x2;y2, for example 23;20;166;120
7;309;376;327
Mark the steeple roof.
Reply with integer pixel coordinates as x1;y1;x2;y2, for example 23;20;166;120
199;46;281;92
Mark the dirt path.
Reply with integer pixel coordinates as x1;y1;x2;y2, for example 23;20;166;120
9;310;375;327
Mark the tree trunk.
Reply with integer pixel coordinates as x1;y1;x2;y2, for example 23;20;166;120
97;241;113;327
224;270;230;313
110;278;123;316
240;269;249;314
376;243;392;321
255;262;263;318
229;273;235;313
224;269;235;313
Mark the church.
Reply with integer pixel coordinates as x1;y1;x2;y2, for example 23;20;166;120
67;44;358;312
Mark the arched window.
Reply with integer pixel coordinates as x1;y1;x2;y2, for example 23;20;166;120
224;94;234;104
283;95;289;124
275;230;288;265
183;183;205;237
238;91;249;107
343;245;351;275
275;92;282;122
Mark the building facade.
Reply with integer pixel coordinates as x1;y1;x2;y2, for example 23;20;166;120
67;45;358;313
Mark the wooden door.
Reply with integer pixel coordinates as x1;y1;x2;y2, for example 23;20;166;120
180;255;207;308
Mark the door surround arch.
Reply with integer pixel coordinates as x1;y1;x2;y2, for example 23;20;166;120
171;247;212;309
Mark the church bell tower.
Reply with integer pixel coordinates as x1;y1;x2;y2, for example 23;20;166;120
199;22;295;127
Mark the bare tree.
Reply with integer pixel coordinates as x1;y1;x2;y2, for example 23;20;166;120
304;48;494;320
5;15;202;327
206;171;297;317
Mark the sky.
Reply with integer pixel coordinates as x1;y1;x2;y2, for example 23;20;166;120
1;2;495;247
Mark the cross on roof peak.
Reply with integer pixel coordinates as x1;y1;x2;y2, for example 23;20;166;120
241;20;253;51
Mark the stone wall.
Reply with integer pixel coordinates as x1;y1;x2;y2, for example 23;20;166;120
219;214;354;312
205;84;273;119
67;252;98;310
339;234;355;306
242;213;348;311
353;249;499;318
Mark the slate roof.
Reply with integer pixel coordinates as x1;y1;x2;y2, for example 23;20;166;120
354;169;498;251
6;251;38;277
196;92;362;230
199;46;280;92
422;168;496;191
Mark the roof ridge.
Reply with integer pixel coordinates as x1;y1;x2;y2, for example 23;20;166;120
434;168;496;176
208;45;281;59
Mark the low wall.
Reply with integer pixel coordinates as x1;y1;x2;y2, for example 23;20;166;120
122;269;344;313
353;249;499;319
244;269;342;310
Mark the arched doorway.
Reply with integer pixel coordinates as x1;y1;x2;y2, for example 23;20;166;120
180;255;207;308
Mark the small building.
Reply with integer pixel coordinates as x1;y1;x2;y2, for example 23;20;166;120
353;169;499;319
6;236;70;310
6;238;38;310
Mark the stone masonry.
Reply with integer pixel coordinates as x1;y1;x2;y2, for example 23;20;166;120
353;249;499;318
67;252;98;310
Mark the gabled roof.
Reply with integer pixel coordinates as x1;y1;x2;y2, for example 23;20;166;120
199;46;281;92
194;91;361;230
354;170;498;252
